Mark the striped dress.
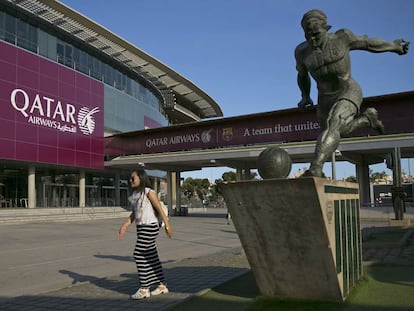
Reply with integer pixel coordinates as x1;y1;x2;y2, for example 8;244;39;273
133;223;165;288
130;188;165;288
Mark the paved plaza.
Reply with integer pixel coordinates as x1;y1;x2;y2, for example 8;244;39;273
0;207;413;310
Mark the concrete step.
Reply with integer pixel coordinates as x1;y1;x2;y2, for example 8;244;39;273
0;207;131;225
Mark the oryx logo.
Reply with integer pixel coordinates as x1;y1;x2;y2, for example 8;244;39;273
201;129;213;143
77;107;100;135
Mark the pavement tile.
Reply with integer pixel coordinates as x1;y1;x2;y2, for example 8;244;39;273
1;212;413;310
0;247;249;311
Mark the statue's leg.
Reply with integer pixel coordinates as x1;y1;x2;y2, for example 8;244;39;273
304;101;356;177
303;132;339;177
364;108;384;134
343;107;384;135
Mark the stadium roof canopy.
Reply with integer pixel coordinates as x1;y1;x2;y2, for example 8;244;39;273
5;0;223;123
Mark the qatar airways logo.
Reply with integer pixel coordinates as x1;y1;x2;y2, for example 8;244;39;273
77;107;100;135
10;88;100;136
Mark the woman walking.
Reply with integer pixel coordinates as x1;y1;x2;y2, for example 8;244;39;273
118;169;172;300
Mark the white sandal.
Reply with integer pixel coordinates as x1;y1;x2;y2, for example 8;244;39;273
150;284;169;296
131;288;150;300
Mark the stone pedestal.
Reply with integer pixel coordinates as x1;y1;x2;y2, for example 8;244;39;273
219;177;362;302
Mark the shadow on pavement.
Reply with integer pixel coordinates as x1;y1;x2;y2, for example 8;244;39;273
0;265;249;310
54;265;250;296
94;254;133;262
367;265;414;288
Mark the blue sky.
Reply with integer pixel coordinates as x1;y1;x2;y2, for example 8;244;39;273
61;0;414;180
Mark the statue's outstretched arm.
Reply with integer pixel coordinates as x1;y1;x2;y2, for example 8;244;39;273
365;37;409;55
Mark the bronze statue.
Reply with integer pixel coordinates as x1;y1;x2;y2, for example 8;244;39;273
295;9;409;177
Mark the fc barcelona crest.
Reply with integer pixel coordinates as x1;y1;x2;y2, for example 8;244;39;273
222;127;233;141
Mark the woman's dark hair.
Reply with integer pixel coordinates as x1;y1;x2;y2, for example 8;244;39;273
134;169;152;191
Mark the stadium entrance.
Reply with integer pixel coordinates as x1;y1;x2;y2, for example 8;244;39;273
105;91;414;210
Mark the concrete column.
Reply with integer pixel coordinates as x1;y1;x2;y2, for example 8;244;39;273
167;171;173;213
236;168;243;181
237;168;251;180
28;166;36;208
79;169;86;208
36;173;42;207
164;171;181;215
391;147;404;220
115;171;120;206
175;172;181;212
356;161;370;206
171;172;177;211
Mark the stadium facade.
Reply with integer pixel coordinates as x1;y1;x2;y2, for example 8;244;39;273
0;0;222;208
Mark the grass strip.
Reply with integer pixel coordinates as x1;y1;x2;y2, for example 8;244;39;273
170;265;414;311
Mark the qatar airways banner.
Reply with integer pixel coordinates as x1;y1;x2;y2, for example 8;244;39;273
105;91;414;157
105;109;322;156
0;41;104;169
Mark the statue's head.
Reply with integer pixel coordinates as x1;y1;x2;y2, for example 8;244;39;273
301;9;331;48
301;9;331;30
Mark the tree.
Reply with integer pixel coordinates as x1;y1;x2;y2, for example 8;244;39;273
221;170;258;181
181;177;194;199
222;171;236;182
345;176;357;183
370;170;390;183
181;177;210;201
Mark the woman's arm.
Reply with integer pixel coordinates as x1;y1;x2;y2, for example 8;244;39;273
118;213;133;238
147;191;172;238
